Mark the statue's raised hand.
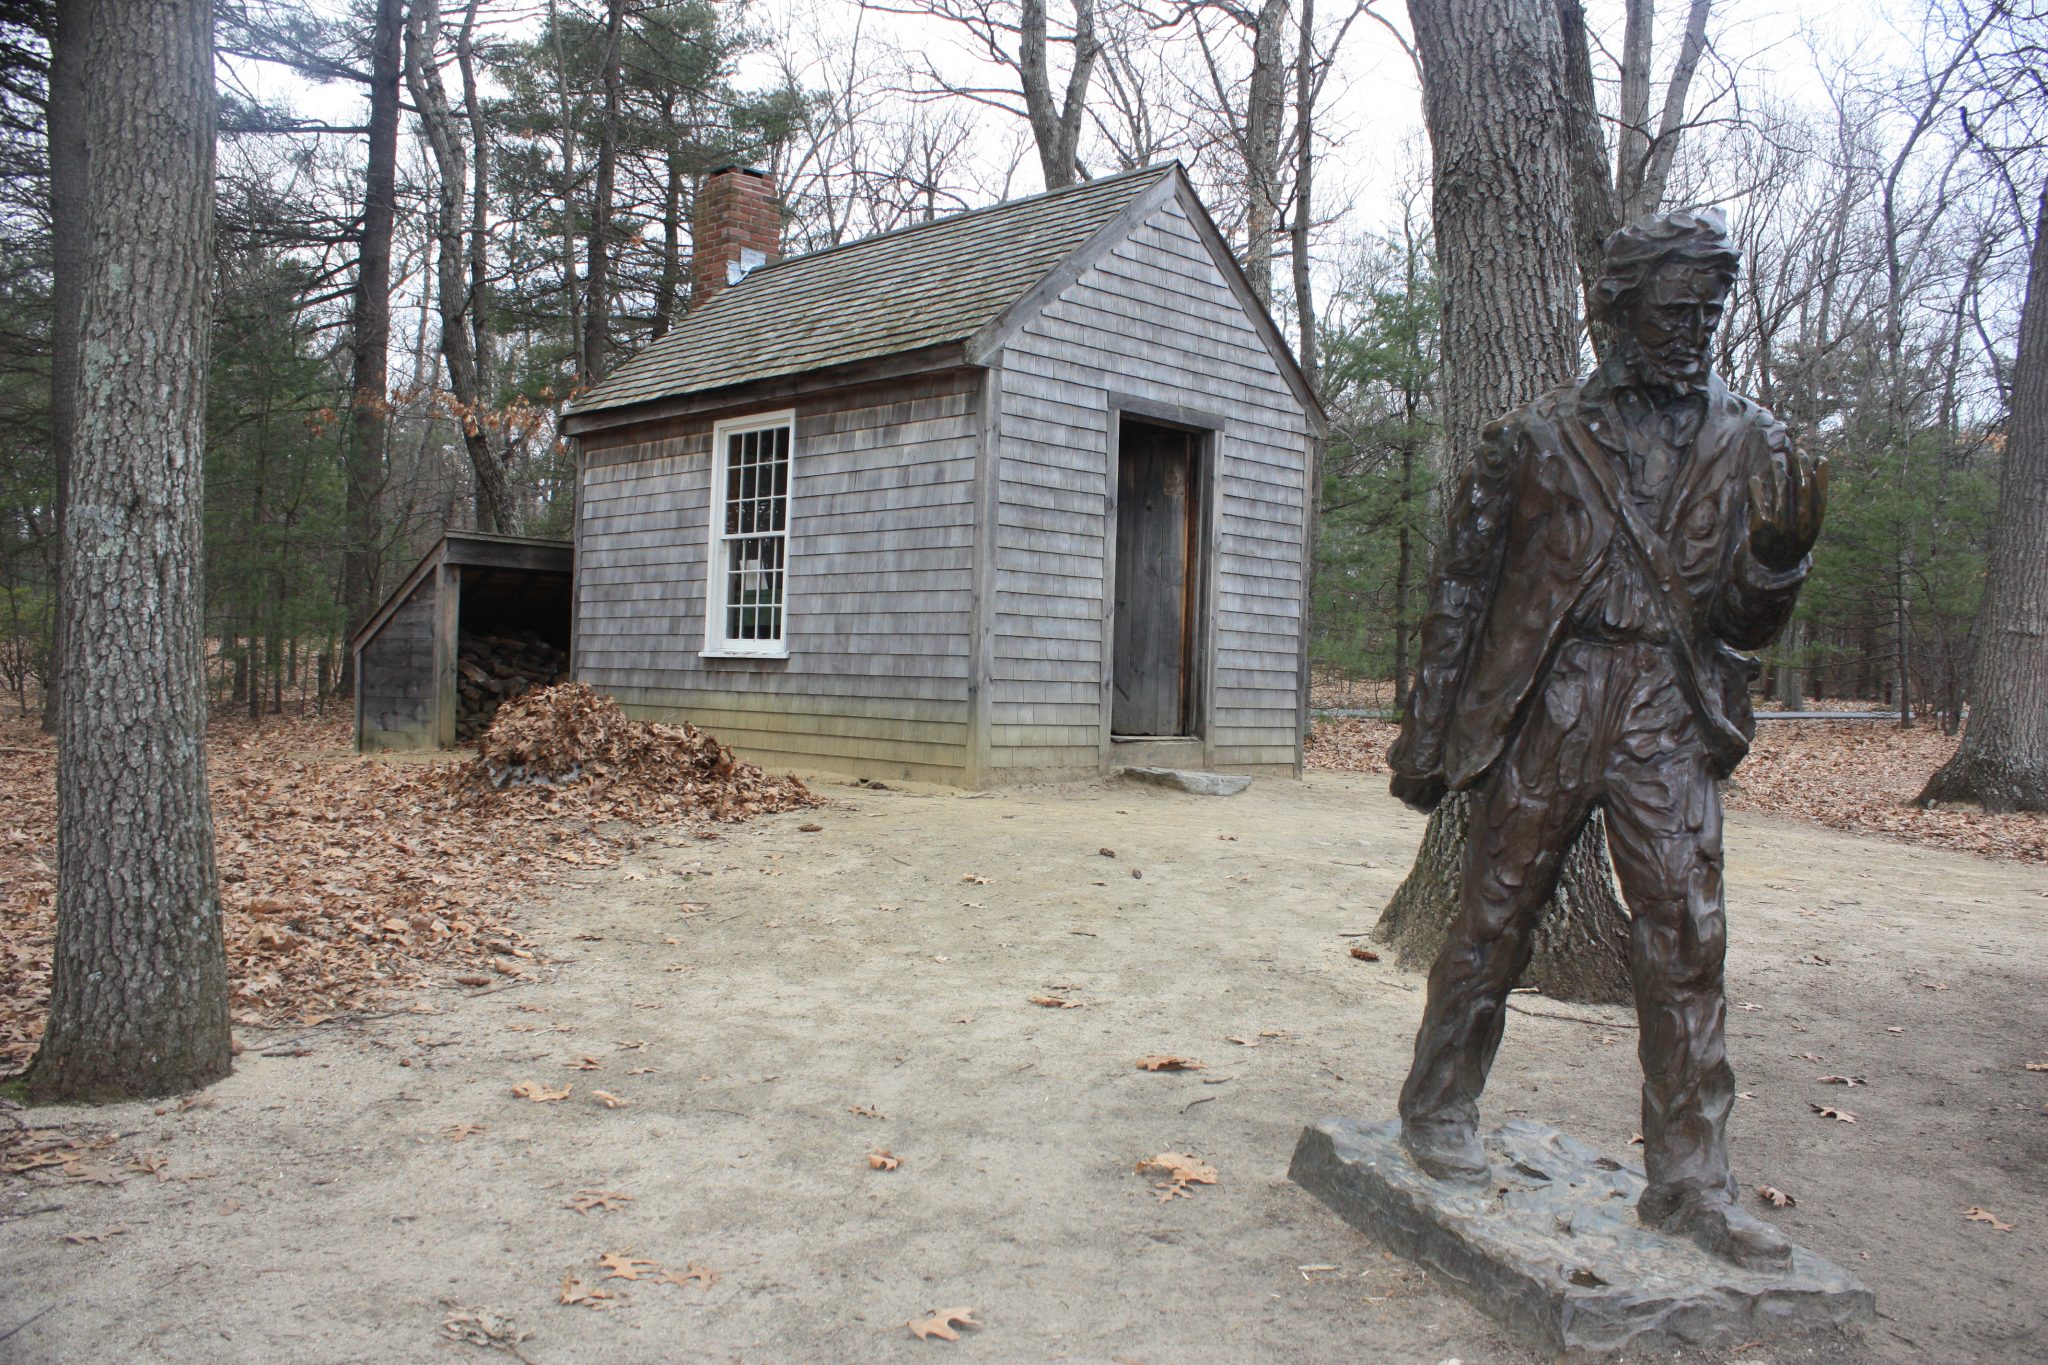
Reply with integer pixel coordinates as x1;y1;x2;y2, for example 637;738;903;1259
1746;445;1826;572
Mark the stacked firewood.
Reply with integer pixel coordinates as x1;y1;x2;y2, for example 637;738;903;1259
456;632;570;742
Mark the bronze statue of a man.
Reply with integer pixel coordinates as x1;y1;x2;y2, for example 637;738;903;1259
1386;208;1825;1271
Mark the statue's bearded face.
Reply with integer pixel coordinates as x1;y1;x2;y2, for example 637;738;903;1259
1617;262;1730;393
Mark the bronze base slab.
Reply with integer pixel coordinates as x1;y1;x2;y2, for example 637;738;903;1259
1288;1117;1874;1356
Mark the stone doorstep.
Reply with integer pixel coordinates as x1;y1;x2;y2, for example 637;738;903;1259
1121;766;1253;796
1288;1117;1874;1357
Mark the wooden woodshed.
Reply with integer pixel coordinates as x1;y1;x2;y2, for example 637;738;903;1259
559;162;1323;786
351;532;573;751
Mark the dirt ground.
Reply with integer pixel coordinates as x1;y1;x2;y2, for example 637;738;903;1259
4;770;2045;1364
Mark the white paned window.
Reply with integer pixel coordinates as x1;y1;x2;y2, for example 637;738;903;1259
703;410;795;657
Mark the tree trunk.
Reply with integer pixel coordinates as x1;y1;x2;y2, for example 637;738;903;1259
581;0;625;385
42;0;87;735
1019;0;1099;189
1290;0;1318;391
458;0;496;404
1556;0;1712;352
406;0;510;533
547;0;583;381
1241;0;1288;304
651;96;684;341
27;0;231;1101
1378;796;1634;1003
340;0;403;696
1615;0;1652;211
1379;0;1631;1005
1919;182;2048;813
1394;441;1413;710
1555;0;1617;351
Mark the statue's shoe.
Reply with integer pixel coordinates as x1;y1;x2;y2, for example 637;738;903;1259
1400;1117;1489;1185
1647;1193;1794;1273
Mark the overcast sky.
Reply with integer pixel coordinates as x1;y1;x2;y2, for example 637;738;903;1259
229;0;1949;267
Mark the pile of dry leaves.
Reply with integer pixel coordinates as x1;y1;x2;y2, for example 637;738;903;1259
1307;715;2045;864
0;694;818;1076
455;683;820;823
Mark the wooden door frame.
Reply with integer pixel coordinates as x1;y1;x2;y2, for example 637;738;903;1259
1099;393;1224;771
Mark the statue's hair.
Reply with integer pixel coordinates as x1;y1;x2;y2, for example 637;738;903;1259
1596;207;1740;313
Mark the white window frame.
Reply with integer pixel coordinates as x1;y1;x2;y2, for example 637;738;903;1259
701;409;797;659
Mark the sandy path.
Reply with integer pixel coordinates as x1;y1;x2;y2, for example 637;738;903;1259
4;772;2044;1363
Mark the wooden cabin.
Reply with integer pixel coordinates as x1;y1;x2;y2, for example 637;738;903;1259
560;162;1323;786
351;532;572;751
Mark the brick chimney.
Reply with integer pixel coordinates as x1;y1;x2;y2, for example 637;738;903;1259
693;166;781;304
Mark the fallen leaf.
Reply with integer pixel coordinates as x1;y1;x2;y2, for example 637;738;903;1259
60;1225;130;1244
962;874;990;885
1135;1055;1208;1072
2025;1062;2048;1072
598;1251;662;1281
1756;1185;1796;1208
592;1090;628;1108
441;1308;529;1351
798;823;823;833
453;974;493;988
652;1262;719;1289
512;1080;572;1103
128;1151;170;1181
445;1123;487;1141
1137;1151;1218;1200
1226;1036;1258;1047
1349;947;1381;962
1099;847;1117;857
1028;994;1082;1009
1809;1104;1857;1123
849;1104;886;1119
1965;1206;2015;1231
1817;1074;1865;1086
868;1149;901;1171
567;1190;632;1214
564;1056;603;1071
559;1274;622;1309
907;1307;979;1342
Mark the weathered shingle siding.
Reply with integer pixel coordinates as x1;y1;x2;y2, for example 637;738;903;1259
575;370;982;779
990;196;1308;772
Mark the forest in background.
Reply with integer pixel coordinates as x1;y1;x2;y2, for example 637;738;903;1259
0;0;2036;729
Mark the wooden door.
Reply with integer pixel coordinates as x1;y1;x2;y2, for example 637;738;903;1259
1112;421;1199;736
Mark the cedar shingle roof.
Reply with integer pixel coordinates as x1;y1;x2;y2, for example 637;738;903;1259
566;164;1175;416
